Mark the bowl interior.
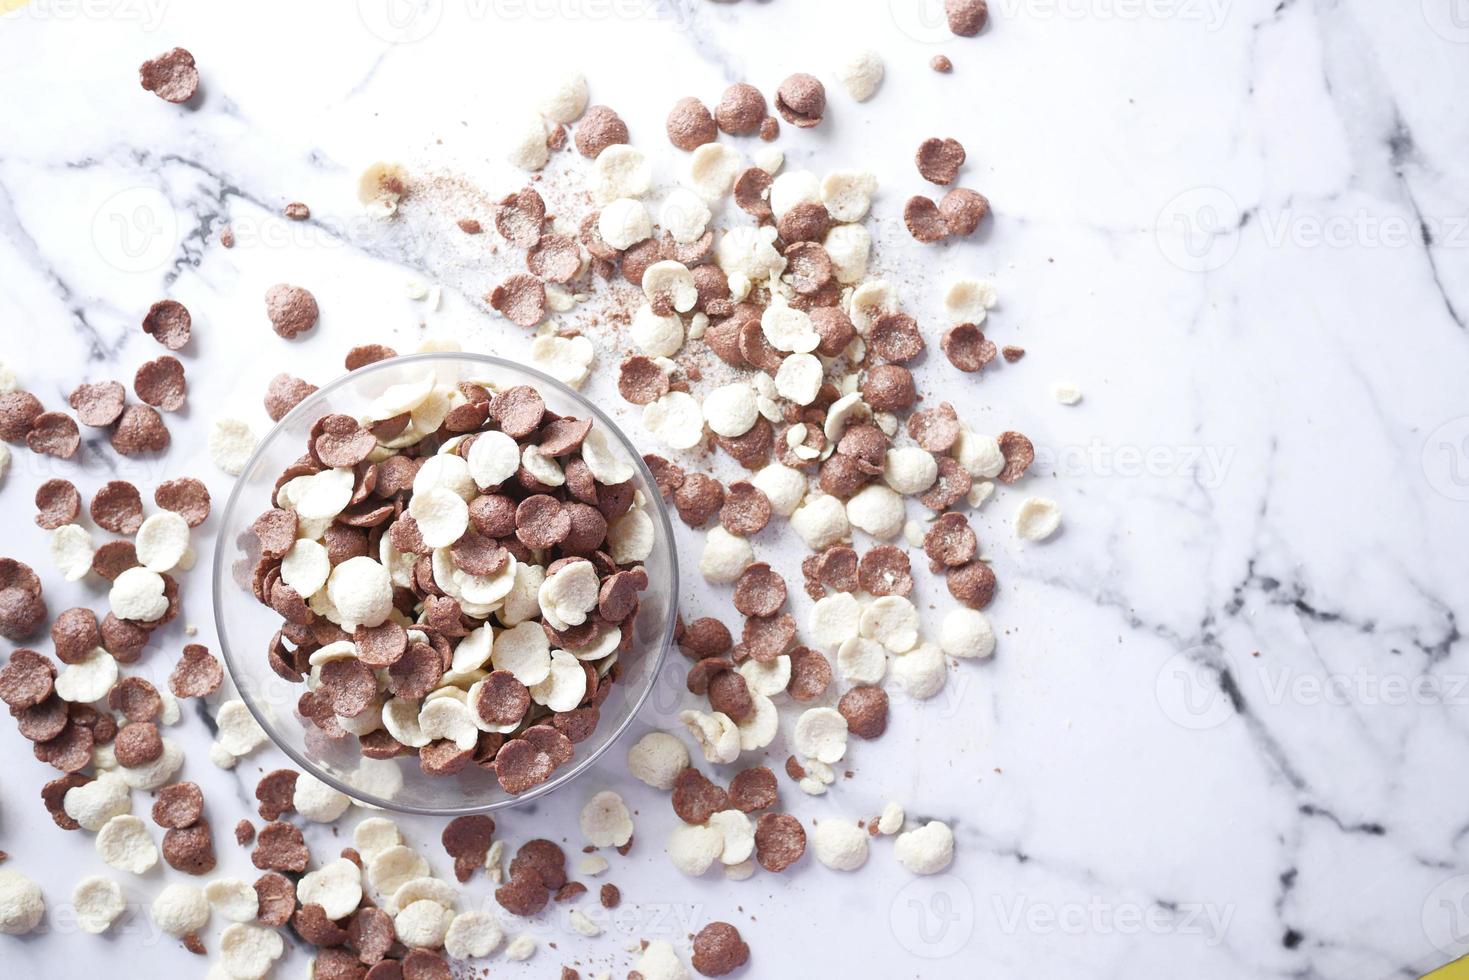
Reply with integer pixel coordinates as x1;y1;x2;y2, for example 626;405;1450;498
212;352;677;814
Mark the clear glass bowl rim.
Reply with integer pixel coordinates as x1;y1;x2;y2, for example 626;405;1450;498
211;351;679;815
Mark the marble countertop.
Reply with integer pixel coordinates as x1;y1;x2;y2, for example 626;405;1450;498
2;1;1468;977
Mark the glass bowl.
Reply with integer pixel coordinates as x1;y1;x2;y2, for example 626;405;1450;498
212;352;678;815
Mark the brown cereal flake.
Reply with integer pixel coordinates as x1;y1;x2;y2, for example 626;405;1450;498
573;105;629;159
787;647;832;702
775;73;825;128
869;312;926;363
169;643;223;698
90;480;145;534
916;137;967;185
114;721;163;767
715;83;766;136
924;513;978;569
939;186;990;236
839;685;890;739
68;381;126;427
858;545;914;597
618;356;670;406
254;872;297;927
108;675;162;722
152;781;206;829
692;921;751;978
667;96;717;151
0;391;43;442
732;563;786;618
265;284;319;339
139;47;198;103
26;411;80;459
110;404;170;455
253;820;309;873
947;560;997;610
742;612;796;663
526;233;581;283
728;766;778;813
947;0;989;36
720;481;772;537
442;813;496;883
754;812;806;872
134;355;187;411
672;768;731;825
34;479;81;530
997;430;1035;483
733;167;773;220
903;195;948;243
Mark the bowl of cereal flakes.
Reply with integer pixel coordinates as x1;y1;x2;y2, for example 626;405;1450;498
213;352;678;814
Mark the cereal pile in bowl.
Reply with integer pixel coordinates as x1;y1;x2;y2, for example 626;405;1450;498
245;367;658;797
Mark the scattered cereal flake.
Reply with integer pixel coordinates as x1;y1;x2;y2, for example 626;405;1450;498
821;170;878;222
738;655;791;697
1052;381;1083;405
592;145;652;203
846;484;905;540
55;647;119;703
215;700;267;757
578;855;610;877
704;382;758;438
569;907;602;937
811;819;869;871
444;909;505;959
538;70;588;123
750;462;805;517
894;820;955;875
699;526;754;584
631;303;686;359
666;822;724;877
707;809;756;865
353;817;403;860
507;111;551;171
208;418;257;476
769;170;820;221
686;143;742;201
396;898;453;948
878;801;906;836
294;771;352;823
884;446;940;495
810;592;862;649
64;771;131;831
368;845;430;898
97;814;159;874
208;742;238;769
943;278;998;325
790;494;849;550
580;790;635;848
1015;496;1062;541
774;353;823;406
679;709;740;765
73;875;126;933
825;224;871;284
298;857;363;920
793;707;849;764
735;692;778;751
109;565;168;621
627;731;690;790
891;643;948;700
637;939;692;980
837;636;888;685
219;922;285;979
859;596;920;653
940;608;996;659
152;884;209;940
327;556;395;629
761;297;819;353
134;511;190;572
505;932;537;961
754;147;783;175
281;538;330;597
50;524;95;582
0;870;44;935
660;188;712;243
834;48;884;101
529;334;594;389
204;877;260;922
599;197;652;250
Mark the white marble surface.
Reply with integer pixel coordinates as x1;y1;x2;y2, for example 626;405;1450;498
2;0;1468;977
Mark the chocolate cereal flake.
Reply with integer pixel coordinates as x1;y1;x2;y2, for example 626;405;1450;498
152;780;206;829
728;766;778;813
26;411;80;459
692;921;751;978
0;391;43;442
939;187;990;236
110;404;170;455
667;96;717;151
573;105;628;159
715;83;766;136
775;73;825;128
947;560;997;610
154;477;211;527
754;812;806;872
68;381;126;427
139;47;198;103
916;137;967;185
34;479;81;530
838;685;889;739
169;643;223;698
946;0;989;36
264;374;318;422
134;355;187;411
142;299;192;350
265;284;319;339
940;322;996;372
91;480;145;534
903;195;948;243
488;273;547;328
